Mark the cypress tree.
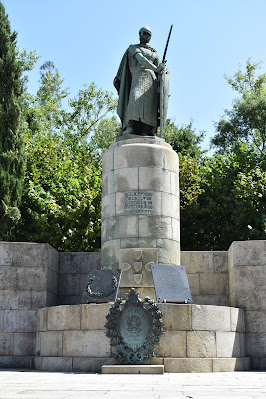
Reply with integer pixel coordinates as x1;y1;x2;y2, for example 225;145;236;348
0;2;25;239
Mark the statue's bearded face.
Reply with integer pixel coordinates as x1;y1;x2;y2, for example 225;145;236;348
139;29;151;44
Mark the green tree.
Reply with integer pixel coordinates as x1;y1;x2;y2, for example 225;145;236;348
93;115;121;155
66;82;117;145
212;59;266;153
15;133;102;251
163;119;205;159
0;3;25;239
18;48;39;90
179;154;203;250
181;143;266;250
163;119;206;250
13;61;118;251
25;61;68;138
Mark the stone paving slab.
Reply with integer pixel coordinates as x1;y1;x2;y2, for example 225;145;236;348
0;370;265;398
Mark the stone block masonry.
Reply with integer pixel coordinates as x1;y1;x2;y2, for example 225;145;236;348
35;304;113;372
228;240;266;370
58;252;101;305
0;243;100;369
35;303;249;373
0;242;59;368
101;137;180;272
0;240;265;370
181;251;229;306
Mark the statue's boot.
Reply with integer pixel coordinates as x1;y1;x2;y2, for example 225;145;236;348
123;126;134;135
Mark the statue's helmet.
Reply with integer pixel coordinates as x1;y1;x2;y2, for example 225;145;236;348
139;26;152;36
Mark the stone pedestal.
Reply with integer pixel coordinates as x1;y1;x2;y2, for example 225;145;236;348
34;303;250;373
101;136;180;296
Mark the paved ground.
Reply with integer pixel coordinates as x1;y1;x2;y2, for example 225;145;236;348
0;370;265;399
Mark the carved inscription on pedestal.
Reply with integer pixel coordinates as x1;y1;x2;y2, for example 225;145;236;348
124;191;153;214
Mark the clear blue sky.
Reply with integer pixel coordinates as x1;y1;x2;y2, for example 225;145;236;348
3;0;266;151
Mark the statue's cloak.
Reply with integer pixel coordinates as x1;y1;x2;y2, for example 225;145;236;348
113;50;132;128
114;45;166;132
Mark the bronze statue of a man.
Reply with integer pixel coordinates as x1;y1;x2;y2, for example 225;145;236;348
114;26;165;136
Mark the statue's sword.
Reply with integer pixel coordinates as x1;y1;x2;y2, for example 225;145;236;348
162;24;173;64
159;25;173;137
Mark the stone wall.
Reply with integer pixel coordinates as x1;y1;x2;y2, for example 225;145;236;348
0;243;100;368
57;250;229;306
0;242;59;368
0;240;266;370
35;303;112;372
34;303;249;373
228;241;266;370
181;251;229;306
58;252;101;305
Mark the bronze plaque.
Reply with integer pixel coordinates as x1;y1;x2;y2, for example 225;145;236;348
119;305;152;350
124;191;153;215
105;288;164;364
151;264;192;303
81;269;121;303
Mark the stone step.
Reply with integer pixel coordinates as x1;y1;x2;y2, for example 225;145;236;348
33;356;251;373
101;365;164;374
152;357;251;373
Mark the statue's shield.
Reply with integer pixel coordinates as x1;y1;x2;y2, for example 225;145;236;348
159;67;170;137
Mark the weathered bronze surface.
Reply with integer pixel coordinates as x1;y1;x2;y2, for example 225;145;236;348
119;304;152;350
151;264;192;303
114;26;168;137
159;67;169;137
105;288;164;364
124;191;153;214
81;269;121;303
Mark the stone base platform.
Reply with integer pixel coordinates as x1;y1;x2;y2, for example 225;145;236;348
31;356;251;373
101;365;164;374
0;356;35;370
33;356;115;372
34;303;251;373
151;357;251;373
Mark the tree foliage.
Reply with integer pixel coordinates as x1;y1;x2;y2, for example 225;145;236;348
179;155;203;249
66;82;117;147
212;59;266;153
93;115;121;154
0;3;25;239
3;7;265;253
12;60;118;251
180;143;266;250
24;61;68;138
15;133;102;251
163;119;205;159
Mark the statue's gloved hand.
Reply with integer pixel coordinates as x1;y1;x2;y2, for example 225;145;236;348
156;63;165;73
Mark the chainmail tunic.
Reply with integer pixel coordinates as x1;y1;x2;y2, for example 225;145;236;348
125;44;160;128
